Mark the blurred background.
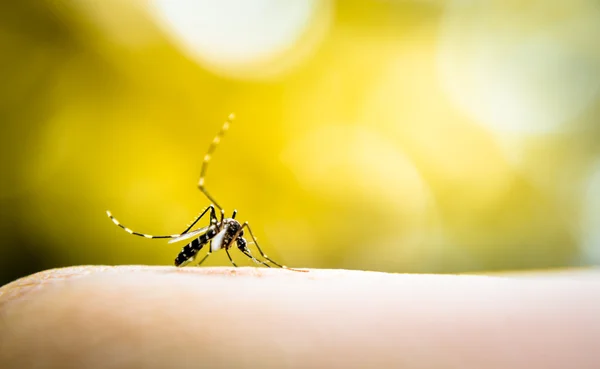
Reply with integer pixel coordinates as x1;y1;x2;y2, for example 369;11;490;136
2;0;600;285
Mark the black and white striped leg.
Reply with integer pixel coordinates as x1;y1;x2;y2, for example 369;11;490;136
107;210;180;239
107;205;216;240
242;223;307;272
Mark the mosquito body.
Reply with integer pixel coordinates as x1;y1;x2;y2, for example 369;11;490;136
107;114;304;271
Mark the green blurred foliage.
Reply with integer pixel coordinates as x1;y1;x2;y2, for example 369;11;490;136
2;0;600;285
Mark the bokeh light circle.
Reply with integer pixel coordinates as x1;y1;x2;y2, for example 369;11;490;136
438;0;600;135
150;0;333;79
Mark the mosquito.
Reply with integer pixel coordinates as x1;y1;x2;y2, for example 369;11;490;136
107;113;305;271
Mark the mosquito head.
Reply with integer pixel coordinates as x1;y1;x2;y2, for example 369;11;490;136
236;237;248;252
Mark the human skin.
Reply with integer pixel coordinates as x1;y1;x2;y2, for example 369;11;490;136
0;266;599;369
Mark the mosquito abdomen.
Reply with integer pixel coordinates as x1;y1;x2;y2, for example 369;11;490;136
174;227;217;266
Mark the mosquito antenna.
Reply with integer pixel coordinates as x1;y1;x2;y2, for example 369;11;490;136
198;113;235;210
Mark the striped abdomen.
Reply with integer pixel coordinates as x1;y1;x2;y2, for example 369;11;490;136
174;226;218;266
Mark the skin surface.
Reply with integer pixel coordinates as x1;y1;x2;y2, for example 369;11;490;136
0;266;599;369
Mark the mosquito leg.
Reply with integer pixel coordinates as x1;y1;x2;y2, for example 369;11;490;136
240;249;271;268
241;223;284;268
190;243;213;267
107;205;216;240
241;223;307;272
197;113;235;211
233;237;269;267
195;252;211;267
179;205;217;235
107;210;182;239
225;249;238;267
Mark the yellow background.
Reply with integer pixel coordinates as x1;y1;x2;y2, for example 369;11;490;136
2;0;600;285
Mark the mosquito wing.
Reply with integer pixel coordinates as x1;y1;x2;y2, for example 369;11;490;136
168;226;210;244
210;227;228;252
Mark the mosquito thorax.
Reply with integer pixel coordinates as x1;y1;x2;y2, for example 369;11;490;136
222;218;242;232
221;218;243;249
